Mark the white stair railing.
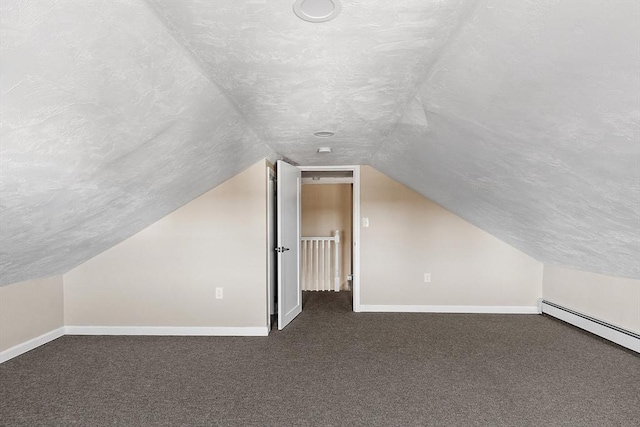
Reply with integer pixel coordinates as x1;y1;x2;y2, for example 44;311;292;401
301;230;341;292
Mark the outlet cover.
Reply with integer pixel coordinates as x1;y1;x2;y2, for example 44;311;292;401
215;287;223;299
424;273;431;283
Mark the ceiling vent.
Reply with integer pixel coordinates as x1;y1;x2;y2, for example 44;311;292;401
293;0;342;23
314;131;335;137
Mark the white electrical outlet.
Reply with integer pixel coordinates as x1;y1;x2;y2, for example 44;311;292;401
215;287;223;299
362;217;369;228
424;273;431;283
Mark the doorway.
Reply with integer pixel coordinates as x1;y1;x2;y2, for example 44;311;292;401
298;165;361;313
300;171;353;294
270;163;361;331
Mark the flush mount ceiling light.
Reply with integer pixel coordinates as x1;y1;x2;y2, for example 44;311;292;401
317;147;332;153
314;131;335;137
293;0;342;23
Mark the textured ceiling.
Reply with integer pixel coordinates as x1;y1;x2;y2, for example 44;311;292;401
0;0;273;284
372;0;640;278
1;0;638;285
145;0;477;164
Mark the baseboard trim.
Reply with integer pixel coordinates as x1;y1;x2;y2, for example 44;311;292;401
358;305;539;314
1;325;269;364
65;326;269;337
0;326;65;364
541;300;639;353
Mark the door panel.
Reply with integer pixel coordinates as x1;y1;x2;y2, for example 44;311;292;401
276;160;302;330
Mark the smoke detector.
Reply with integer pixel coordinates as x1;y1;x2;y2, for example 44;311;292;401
293;0;342;23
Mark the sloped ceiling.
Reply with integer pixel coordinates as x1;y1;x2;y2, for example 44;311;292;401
0;0;638;285
0;0;273;285
373;0;640;278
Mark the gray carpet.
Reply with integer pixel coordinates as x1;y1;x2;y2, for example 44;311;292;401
1;291;639;426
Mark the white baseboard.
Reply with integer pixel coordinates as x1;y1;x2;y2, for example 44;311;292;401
65;326;269;337
0;326;65;364
1;325;269;364
541;301;639;353
358;305;539;314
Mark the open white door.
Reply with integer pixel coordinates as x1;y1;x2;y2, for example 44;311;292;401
276;160;302;330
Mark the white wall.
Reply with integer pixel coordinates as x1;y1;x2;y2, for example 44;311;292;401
543;264;640;333
360;166;543;309
0;276;64;352
6;161;635;357
64;160;269;329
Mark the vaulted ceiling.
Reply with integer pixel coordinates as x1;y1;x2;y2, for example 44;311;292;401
1;0;638;285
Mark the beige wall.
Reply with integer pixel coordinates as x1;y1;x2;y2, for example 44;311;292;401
543;264;640;333
360;166;543;307
301;184;352;289
64;160;269;328
0;276;64;351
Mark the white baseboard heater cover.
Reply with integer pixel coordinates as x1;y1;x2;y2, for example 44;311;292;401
541;300;639;353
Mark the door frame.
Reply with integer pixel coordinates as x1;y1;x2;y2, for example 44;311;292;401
266;167;276;331
298;165;361;312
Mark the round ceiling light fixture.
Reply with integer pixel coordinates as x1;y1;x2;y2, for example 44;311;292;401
293;0;342;23
314;131;335;138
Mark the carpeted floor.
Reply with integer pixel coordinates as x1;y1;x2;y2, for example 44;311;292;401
1;291;639;426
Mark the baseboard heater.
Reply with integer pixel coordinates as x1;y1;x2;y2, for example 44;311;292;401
541;300;639;353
